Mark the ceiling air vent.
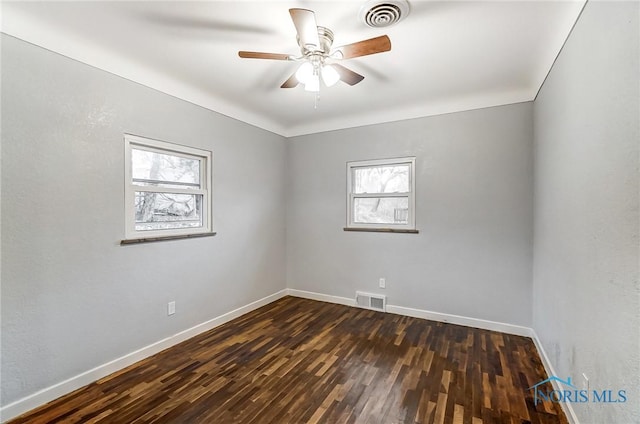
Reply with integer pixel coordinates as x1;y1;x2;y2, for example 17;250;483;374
359;0;410;28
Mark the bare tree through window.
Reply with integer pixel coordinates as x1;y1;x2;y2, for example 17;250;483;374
353;165;409;223
132;149;202;230
346;157;415;230
124;134;212;239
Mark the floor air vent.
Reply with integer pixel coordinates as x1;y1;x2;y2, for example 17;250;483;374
356;291;387;312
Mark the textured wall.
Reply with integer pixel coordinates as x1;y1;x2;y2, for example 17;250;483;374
287;103;534;326
533;2;639;422
1;35;287;406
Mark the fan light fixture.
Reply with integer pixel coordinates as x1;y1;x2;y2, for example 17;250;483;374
295;62;313;84
322;65;340;87
304;73;320;92
295;61;340;92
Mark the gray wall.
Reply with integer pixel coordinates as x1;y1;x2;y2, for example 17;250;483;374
1;35;287;406
287;103;534;326
533;2;639;422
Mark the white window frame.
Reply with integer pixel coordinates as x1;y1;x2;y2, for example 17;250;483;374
124;134;213;240
346;157;416;231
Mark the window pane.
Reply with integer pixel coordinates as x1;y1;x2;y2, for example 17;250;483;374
134;192;202;231
353;197;409;224
353;165;409;194
132;149;200;188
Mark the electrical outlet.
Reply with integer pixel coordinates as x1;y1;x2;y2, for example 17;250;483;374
582;373;589;391
168;301;176;316
379;278;386;289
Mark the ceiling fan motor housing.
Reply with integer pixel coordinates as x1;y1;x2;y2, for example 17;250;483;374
359;0;410;28
317;27;335;54
298;26;335;55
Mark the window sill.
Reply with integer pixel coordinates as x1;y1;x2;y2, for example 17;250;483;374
121;232;217;245
343;227;419;234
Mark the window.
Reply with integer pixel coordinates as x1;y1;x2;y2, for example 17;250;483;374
124;134;213;241
346;157;416;232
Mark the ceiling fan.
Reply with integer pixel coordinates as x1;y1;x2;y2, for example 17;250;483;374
238;8;391;92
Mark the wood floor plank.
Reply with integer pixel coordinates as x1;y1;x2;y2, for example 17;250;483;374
8;297;569;424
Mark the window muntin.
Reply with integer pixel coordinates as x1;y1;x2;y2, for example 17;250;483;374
124;134;212;240
347;157;416;230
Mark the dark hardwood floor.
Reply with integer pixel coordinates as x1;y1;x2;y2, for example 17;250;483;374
9;296;567;424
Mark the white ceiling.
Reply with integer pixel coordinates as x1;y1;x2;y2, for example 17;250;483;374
1;0;585;137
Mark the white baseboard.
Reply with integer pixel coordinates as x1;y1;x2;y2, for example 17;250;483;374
287;288;532;337
386;304;533;337
286;289;355;307
0;289;288;423
530;330;580;424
